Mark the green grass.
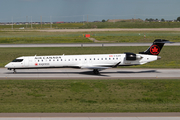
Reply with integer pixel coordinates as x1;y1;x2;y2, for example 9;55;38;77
2;21;180;29
0;31;180;44
93;31;180;43
0;79;180;112
80;21;180;28
1;46;180;68
0;31;91;44
0;22;180;30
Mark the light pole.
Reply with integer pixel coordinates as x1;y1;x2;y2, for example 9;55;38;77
12;16;13;30
31;16;32;29
50;16;52;29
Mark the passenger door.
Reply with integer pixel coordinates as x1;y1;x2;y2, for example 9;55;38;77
24;57;29;67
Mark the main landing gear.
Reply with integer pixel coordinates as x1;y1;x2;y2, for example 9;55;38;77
13;69;16;74
93;69;100;75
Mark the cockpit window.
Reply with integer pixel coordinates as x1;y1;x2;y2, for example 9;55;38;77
12;59;23;62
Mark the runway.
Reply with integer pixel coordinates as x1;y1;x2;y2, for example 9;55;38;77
1;113;180;117
39;28;180;32
1;68;180;79
0;113;180;120
0;42;179;47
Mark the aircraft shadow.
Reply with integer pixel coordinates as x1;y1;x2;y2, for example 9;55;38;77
5;71;109;77
116;70;159;74
79;71;109;77
5;70;158;77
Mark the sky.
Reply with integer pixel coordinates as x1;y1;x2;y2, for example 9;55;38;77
0;0;180;22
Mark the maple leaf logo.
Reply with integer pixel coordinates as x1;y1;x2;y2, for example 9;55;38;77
150;45;160;55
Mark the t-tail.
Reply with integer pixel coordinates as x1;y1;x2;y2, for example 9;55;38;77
139;39;171;55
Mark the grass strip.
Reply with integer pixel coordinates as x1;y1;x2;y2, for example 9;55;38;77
0;31;180;44
1;22;180;29
0;79;180;112
80;22;180;29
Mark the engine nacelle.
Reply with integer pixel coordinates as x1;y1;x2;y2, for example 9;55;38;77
125;53;136;61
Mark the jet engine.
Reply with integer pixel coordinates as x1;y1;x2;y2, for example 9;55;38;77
125;53;142;61
125;53;136;60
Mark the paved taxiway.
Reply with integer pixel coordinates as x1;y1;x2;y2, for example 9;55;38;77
0;42;179;48
0;117;179;120
39;28;180;32
1;68;180;79
0;113;180;120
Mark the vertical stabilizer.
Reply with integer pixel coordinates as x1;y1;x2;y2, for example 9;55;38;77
139;39;171;55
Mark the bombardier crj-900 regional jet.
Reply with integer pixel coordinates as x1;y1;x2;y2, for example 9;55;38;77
5;39;171;74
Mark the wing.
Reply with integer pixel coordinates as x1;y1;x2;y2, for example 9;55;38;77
80;62;121;70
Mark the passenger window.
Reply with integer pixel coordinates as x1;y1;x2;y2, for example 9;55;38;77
109;58;111;60
101;58;103;60
105;58;107;60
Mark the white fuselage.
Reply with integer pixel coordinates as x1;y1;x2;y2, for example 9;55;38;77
5;53;158;70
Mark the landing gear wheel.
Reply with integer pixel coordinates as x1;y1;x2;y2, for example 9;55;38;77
13;69;16;74
93;69;100;75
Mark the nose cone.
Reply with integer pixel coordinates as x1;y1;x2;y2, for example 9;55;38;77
5;63;10;68
5;64;8;68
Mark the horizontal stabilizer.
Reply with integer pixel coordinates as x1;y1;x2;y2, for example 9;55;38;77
153;39;173;43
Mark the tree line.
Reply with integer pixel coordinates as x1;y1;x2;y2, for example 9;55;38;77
146;17;180;22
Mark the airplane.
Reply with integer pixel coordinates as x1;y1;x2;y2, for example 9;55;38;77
5;39;171;74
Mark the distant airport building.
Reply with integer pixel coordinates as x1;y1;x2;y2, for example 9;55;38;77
56;21;64;24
